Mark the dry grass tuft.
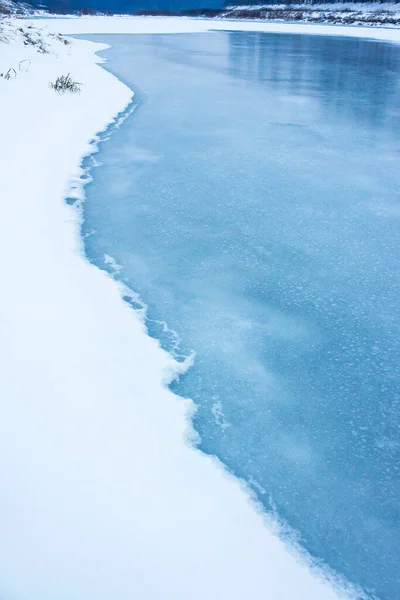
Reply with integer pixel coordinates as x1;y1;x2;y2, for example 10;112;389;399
50;73;81;93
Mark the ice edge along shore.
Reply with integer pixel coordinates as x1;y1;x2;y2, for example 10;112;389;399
1;16;399;600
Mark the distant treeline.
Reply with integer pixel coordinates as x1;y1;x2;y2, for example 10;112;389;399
225;0;399;4
136;7;224;14
42;4;226;14
25;0;400;17
135;1;400;26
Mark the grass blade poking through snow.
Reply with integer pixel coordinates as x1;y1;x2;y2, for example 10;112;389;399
50;73;81;93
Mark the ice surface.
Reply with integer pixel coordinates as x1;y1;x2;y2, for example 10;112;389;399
80;31;400;600
0;18;362;600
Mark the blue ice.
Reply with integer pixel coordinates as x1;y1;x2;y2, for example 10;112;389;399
79;31;400;600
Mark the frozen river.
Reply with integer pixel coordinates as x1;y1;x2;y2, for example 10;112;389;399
78;31;400;600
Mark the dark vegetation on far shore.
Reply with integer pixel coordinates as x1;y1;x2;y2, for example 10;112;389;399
74;4;400;25
1;0;400;26
41;1;400;26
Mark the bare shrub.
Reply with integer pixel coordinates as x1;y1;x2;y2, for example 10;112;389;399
19;28;49;54
48;32;71;45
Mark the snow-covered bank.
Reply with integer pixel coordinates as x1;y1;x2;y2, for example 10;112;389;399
220;3;400;27
25;14;400;43
1;16;398;600
133;2;400;27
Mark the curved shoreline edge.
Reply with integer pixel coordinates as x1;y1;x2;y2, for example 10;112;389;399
27;14;400;44
1;16;399;600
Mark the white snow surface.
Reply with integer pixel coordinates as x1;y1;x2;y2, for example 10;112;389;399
1;16;399;600
25;15;400;40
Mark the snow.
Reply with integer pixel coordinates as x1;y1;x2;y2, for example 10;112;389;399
26;14;400;42
1;15;399;600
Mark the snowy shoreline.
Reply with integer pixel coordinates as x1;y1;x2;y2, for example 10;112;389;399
25;14;400;42
1;16;399;600
129;2;400;27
